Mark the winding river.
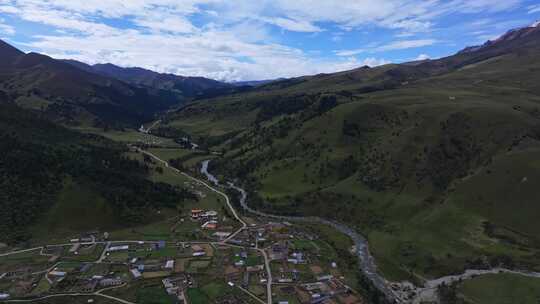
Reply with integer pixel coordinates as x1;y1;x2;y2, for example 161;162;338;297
201;160;540;304
201;160;398;302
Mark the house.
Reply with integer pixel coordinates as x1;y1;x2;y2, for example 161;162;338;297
246;265;264;272
191;244;204;252
164;260;175;269
69;243;81;253
80;263;92;273
270;243;288;260
202;221;218;230
130;269;142;279
99;278;123;287
49;271;67;277
191;244;206;257
234;260;245;267
107;245;129;252
242;272;250;287
213;232;231;240
202;210;218;219
81;280;98;293
191;209;204;219
151;241;166;251
317;275;333;282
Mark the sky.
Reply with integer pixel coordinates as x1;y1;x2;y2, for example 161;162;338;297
0;1;539;82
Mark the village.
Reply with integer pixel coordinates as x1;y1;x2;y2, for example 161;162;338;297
0;145;364;304
0;212;363;304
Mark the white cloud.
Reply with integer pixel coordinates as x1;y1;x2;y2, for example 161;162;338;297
336;39;437;56
0;0;528;80
528;4;540;14
415;54;430;60
0;18;15;35
378;39;437;51
335;49;364;57
262;17;322;32
26;27;368;81
361;57;391;67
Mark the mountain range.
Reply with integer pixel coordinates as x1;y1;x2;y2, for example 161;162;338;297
156;22;540;281
0;41;230;128
2;21;540;286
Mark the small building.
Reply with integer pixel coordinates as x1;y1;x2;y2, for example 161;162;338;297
80;263;92;273
69;243;81;253
99;278;123;287
108;245;129;252
246;265;264;272
164;260;175;269
191;209;204;219
317;275;334;282
81;280;98;293
202;210;218;218
191;244;207;256
130;269;142;279
213;232;231;240
234;260;245;267
49;271;67;277
202;221;218;230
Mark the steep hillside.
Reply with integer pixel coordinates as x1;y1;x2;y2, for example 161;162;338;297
0;100;194;245
64;60;232;98
0;40;186;127
159;23;540;280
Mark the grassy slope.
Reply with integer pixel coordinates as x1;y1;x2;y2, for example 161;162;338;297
0;103;194;245
157;39;540;282
458;273;540;304
28;179;118;244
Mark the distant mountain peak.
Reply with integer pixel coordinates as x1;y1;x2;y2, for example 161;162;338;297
0;39;24;65
458;22;540;54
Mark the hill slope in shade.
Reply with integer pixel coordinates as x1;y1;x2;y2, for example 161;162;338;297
0;40;195;127
63;60;232;98
159;23;540;280
0;99;194;244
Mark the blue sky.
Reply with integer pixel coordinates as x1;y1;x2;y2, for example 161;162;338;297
0;0;539;81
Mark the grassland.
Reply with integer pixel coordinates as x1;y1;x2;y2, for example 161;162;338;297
24;296;121;304
156;36;540;284
458;273;540;304
29;179;118;244
0;249;50;273
73;127;182;147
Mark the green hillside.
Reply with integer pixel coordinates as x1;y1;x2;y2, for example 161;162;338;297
0;102;194;245
156;25;540;280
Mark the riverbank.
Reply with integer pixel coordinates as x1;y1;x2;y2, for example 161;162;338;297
200;159;540;304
